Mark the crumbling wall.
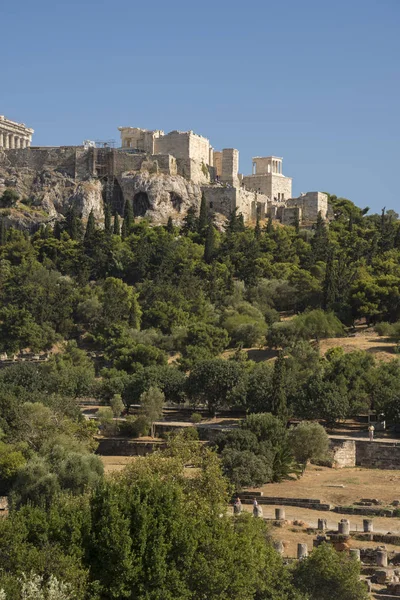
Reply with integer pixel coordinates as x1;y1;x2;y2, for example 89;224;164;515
287;192;328;222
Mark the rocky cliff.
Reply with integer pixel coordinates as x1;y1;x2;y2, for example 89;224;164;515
0;157;204;230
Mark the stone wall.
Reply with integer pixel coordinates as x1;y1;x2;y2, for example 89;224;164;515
282;205;302;226
155;130;210;166
286;192;328;223
1;146;84;178
118;127;163;152
201;185;268;221
96;437;167;456
221;148;239;186
242;173;292;201
330;439;356;468
330;438;400;470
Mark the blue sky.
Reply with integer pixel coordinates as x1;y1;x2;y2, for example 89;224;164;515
3;0;399;213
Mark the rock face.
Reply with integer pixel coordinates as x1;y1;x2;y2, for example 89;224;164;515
118;171;202;223
0;163;104;230
0;157;204;230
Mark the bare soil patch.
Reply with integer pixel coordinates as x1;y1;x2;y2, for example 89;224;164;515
250;464;400;506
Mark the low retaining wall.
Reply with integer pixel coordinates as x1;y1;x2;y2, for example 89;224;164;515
330;438;400;470
96;438;167;456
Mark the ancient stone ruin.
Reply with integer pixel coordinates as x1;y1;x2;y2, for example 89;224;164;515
0;115;330;230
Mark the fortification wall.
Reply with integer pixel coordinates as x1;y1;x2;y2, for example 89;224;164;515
1;146;87;179
176;158;210;184
189;133;210;165
201;186;236;217
287;192;328;222
243;173;292;201
201;186;268;221
282;205;302;226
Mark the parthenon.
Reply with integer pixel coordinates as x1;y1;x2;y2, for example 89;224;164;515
0;115;33;149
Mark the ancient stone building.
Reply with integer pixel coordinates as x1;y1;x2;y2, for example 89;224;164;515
0;118;330;230
0;115;33;149
242;156;292;201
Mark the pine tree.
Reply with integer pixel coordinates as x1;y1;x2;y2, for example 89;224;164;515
104;203;112;235
198;193;208;235
84;210;96;245
113;212;120;236
271;351;287;421
204;223;216;263
0;220;7;246
124;201;134;234
166;216;174;234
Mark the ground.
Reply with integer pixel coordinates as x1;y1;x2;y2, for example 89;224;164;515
223;327;398;364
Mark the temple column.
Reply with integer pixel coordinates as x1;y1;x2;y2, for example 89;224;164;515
15;137;20;149
4;133;9;149
9;134;14;149
0;132;3;147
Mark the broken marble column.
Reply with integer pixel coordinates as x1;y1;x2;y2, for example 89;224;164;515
376;550;388;567
363;519;373;532
350;548;361;561
338;519;350;535
273;540;284;555
317;518;327;531
297;543;308;559
275;507;285;520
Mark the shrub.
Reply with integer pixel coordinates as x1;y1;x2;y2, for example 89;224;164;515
191;412;203;424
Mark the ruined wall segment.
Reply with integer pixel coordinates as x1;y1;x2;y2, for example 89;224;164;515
286;192;328;223
118;127;163;153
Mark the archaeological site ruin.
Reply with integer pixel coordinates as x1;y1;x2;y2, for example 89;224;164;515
0;116;330;230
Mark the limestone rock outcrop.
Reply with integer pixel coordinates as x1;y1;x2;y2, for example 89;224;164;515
119;171;201;222
0;163;104;230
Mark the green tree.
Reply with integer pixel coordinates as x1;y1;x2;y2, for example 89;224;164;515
123;200;134;233
187;359;246;415
288;421;330;471
198;193;208;235
204;223;217;263
113;212;120;236
139;386;164;437
293;543;368;600
0;189;19;207
270;351;288;420
104;203;112;235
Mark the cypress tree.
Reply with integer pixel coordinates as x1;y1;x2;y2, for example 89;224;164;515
266;216;274;234
198;193;208;235
84;210;96;245
237;213;246;232
0;219;7;246
166;216;174;234
113;212;120;236
271;351;287;421
104;203;112;235
323;248;337;310
204;223;216;263
182;206;198;234
311;211;329;262
121;219;127;239
124;201;134;234
255;214;261;239
53;221;61;240
227;209;238;233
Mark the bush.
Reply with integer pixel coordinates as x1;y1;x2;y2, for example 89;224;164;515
221;448;273;489
191;412;203;424
288;421;330;469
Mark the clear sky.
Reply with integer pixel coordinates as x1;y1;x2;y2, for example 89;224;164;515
3;0;399;213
